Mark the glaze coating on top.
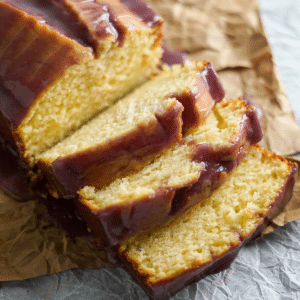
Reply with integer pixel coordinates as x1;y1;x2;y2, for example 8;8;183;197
0;1;91;127
78;100;263;247
2;0;94;48
133;161;298;300
38;62;225;199
2;0;160;51
0;136;35;200
120;0;161;27
0;0;161;128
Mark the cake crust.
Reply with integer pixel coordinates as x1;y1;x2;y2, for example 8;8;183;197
117;145;298;300
39;100;184;198
0;0;163;161
0;1;92;127
78;99;263;247
37;62;225;199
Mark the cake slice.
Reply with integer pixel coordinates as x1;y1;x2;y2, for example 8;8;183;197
117;145;298;300
0;0;163;163
77;98;263;247
36;61;225;198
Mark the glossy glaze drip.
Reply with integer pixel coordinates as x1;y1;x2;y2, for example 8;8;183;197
0;2;89;126
0;133;90;231
170;67;224;131
171;106;263;215
47;103;183;198
92;3;125;46
0;81;28;127
161;42;188;66
245;108;264;145
3;0;94;48
44;63;225;199
119;162;298;300
170;150;236;216
169;63;225;129
84;102;263;247
0;0;153;128
201;63;225;104
243;96;264;121
63;0;128;49
120;0;161;27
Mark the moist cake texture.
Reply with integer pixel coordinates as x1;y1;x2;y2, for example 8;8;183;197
77;98;263;246
36;61;225;198
0;0;163;162
118;145;298;300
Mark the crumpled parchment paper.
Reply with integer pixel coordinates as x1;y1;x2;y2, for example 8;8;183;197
1;0;300;299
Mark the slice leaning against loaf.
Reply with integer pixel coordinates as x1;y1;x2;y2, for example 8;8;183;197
77;98;263;247
117;145;298;300
0;0;162;163
36;61;225;199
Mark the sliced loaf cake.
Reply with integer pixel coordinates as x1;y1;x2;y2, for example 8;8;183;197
36;61;225;198
117;145;298;300
77;98;263;247
0;0;162;162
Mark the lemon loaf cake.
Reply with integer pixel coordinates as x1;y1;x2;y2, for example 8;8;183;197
161;41;188;66
0;0;163;163
117;145;298;300
35;61;225;198
77;98;263;247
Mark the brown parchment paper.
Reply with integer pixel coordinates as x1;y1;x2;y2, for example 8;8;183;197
1;0;300;282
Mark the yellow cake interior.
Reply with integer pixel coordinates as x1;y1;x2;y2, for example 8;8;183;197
79;98;248;209
20;28;162;160
119;146;292;285
37;62;208;162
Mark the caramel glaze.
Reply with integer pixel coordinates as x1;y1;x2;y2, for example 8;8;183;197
161;42;188;66
176;63;225;129
0;136;296;300
120;0;161;27
0;2;92;128
0;85;23;145
119;163;298;300
81;103;263;248
201;63;226;106
243;96;264;121
0;136;35;200
0;0;160;130
2;0;94;48
41;101;184;198
171;107;263;215
63;0;126;49
39;63;225;199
